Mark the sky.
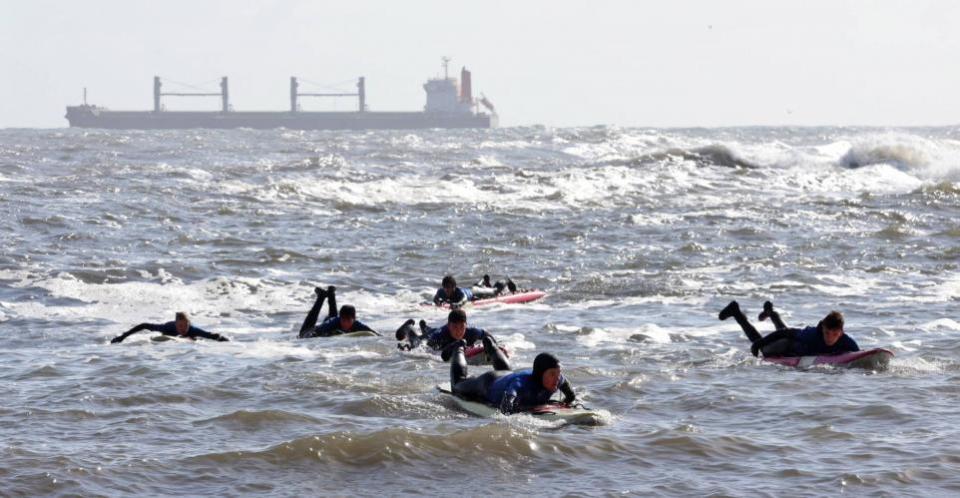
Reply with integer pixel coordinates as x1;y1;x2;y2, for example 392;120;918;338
2;0;959;128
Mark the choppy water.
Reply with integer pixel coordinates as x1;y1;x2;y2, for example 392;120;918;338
2;126;960;496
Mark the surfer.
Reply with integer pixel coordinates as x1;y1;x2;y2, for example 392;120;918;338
395;309;496;361
719;301;859;357
110;312;229;343
433;275;475;307
299;285;379;338
449;339;576;414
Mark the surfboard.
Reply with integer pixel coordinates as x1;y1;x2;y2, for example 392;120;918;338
426;290;548;309
151;335;188;343
762;348;894;370
336;330;381;338
436;384;603;425
464;344;512;366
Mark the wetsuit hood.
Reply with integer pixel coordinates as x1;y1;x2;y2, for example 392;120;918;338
532;353;561;384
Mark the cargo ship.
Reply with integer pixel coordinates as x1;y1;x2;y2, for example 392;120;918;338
65;59;497;130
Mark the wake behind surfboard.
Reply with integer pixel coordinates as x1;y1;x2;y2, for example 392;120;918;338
762;348;894;370
436;384;605;425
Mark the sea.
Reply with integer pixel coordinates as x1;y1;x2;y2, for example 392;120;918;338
1;126;959;496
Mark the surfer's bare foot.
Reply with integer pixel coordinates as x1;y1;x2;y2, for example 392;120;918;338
326;285;336;295
719;301;740;320
758;301;774;321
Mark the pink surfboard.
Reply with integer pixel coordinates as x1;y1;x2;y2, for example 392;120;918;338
763;348;894;370
427;290;548;309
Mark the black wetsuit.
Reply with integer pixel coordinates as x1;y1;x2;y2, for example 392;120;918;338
298;288;377;338
728;304;859;357
110;322;228;343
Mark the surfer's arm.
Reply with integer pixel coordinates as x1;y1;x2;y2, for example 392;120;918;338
559;379;576;404
499;392;519;414
352;320;380;335
498;379;522;414
190;327;229;342
440;340;463;362
840;335;859;352
110;323;160;343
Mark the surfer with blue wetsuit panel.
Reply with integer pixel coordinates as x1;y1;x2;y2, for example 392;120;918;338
299;285;379;338
110;312;228;343
719;301;858;357
448;340;576;413
433;275;474;307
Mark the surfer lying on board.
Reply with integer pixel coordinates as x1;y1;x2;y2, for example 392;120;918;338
395;308;497;360
719;301;859;357
110;312;229;343
450;339;576;414
299;285;379;338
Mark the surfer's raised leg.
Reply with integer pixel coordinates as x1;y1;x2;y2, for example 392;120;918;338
758;301;789;331
299;287;327;336
719;300;763;343
326;285;338;319
395;319;424;350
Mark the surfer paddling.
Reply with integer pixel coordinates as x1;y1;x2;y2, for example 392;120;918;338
110;312;229;343
299;285;379;338
433;274;524;306
719;301;859;357
433;275;475;307
448;338;576;413
395;308;500;359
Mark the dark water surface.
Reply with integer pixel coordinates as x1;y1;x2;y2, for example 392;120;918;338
2;126;960;496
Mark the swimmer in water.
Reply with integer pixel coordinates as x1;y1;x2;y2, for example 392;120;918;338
719;300;859;357
110;312;228;343
449;340;576;414
299;285;379;338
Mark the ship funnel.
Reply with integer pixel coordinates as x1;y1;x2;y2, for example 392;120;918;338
460;67;472;104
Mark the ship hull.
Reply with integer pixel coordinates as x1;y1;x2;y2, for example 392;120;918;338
65;107;496;130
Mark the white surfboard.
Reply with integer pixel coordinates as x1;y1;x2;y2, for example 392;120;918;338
436;384;603;425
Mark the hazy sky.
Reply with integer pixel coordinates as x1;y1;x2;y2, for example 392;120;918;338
2;0;958;128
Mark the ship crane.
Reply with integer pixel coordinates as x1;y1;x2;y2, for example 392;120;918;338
479;93;496;113
153;76;230;112
290;77;366;112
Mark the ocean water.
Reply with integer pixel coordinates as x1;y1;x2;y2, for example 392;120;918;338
1;126;960;496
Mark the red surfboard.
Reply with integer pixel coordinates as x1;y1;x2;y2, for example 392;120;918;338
762;348;893;370
427;290;547;309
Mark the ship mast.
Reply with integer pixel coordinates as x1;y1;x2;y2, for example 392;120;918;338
442;56;451;80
